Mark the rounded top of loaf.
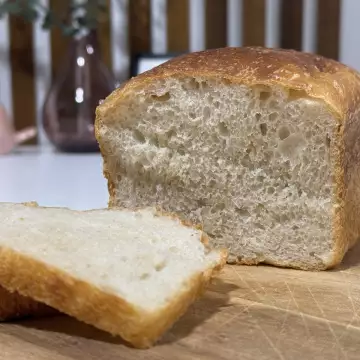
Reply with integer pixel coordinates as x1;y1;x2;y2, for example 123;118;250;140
97;46;360;120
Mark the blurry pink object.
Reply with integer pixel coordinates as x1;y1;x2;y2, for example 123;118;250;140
0;104;37;155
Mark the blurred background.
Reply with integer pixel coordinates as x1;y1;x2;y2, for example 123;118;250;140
0;0;358;153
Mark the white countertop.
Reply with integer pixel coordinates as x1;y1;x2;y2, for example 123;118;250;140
0;146;108;210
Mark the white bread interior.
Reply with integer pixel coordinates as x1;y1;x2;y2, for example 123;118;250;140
0;202;225;348
97;77;341;270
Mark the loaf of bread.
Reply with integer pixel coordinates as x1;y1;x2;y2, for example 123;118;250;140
0;202;225;348
95;46;360;270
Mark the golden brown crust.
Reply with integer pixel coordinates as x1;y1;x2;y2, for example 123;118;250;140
95;47;360;270
96;47;360;121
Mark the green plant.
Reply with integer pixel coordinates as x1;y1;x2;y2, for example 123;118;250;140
0;0;108;36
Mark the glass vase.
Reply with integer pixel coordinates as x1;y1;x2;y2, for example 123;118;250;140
42;30;115;152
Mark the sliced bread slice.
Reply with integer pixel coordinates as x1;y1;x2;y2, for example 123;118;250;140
95;46;360;270
0;202;226;348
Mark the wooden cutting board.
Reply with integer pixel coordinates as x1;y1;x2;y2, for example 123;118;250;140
1;244;360;360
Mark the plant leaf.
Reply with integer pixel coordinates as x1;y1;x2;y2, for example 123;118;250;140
0;2;22;16
41;11;54;29
62;25;78;37
21;8;39;22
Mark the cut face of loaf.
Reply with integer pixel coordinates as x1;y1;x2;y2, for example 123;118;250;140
96;47;360;270
0;202;225;348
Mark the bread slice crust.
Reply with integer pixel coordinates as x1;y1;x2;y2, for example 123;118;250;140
95;47;360;270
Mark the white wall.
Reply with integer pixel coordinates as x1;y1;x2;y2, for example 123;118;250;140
340;0;360;71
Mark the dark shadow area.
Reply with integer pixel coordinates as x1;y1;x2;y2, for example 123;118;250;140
160;279;238;345
331;240;360;271
17;314;128;345
4;278;238;351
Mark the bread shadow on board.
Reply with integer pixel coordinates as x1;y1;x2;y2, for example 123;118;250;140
12;278;237;347
332;240;360;271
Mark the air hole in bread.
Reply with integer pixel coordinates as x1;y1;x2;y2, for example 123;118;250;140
133;129;146;143
151;92;171;102
260;123;267;136
141;156;151;166
218;122;229;136
259;91;271;101
149;135;159;147
255;113;261;121
269;112;278;122
267;187;275;194
264;150;273;161
154;260;166;271
199;81;209;90
326;134;331;148
198;199;206;207
278;133;306;158
182;78;200;91
211;133;219;143
278;126;290;140
140;273;150;280
241;154;253;169
214;101;220;109
254;223;265;230
246;143;253;154
288;89;308;101
208;180;216;188
189;112;196;120
303;155;309;165
178;146;186;156
165;129;176;140
222;78;232;86
268;100;280;109
203;106;211;120
214;202;226;211
255;204;266;214
235;207;250;217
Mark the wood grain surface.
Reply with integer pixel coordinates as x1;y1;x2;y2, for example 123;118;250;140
1;242;360;360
